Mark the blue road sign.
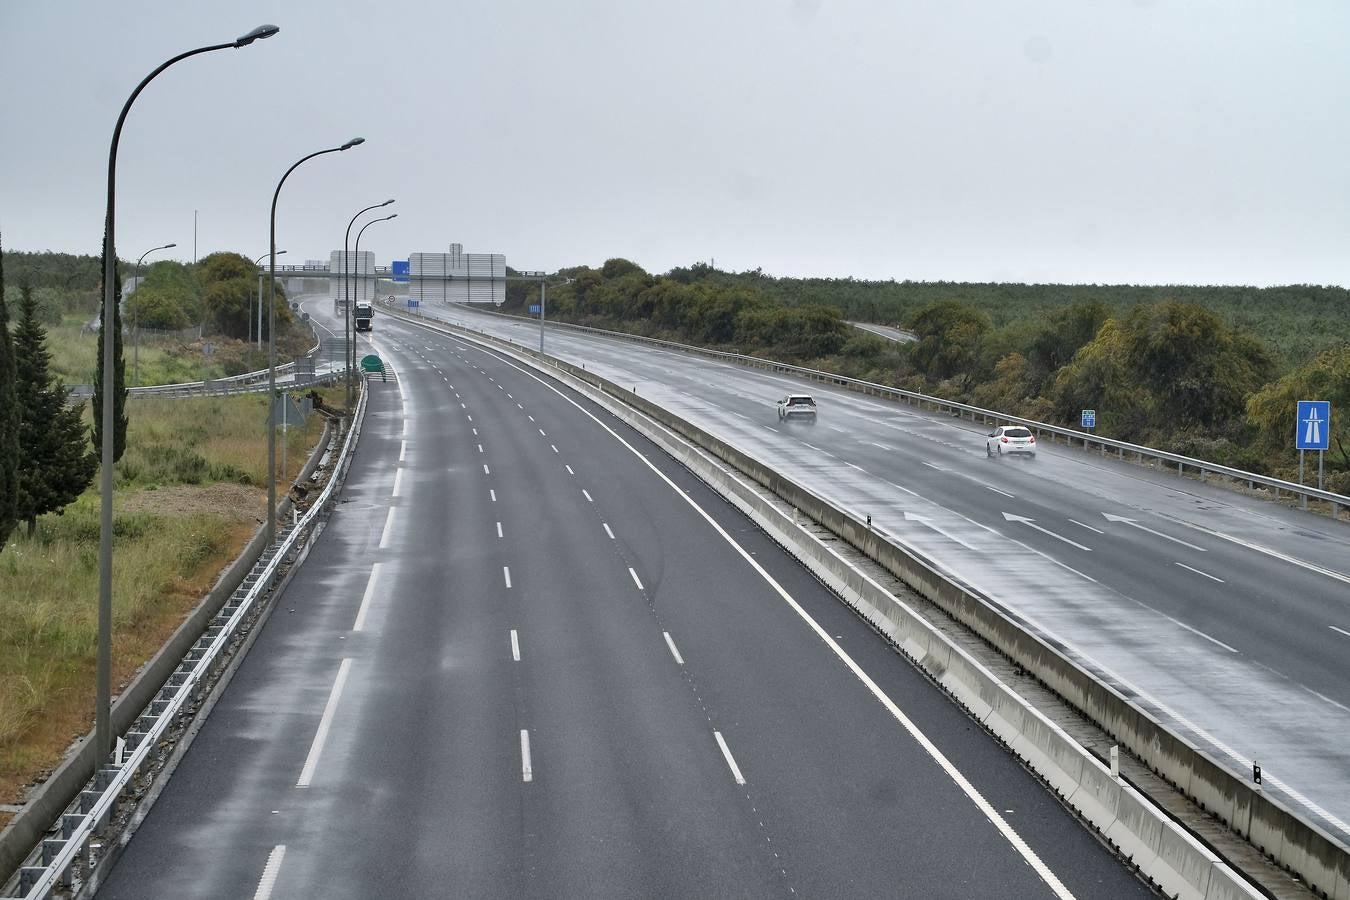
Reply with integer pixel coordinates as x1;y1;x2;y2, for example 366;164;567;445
391;260;410;283
1081;409;1096;429
529;304;541;314
407;299;419;309
1296;400;1331;451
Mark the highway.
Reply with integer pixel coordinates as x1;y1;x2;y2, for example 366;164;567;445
405;301;1350;839
97;302;1150;897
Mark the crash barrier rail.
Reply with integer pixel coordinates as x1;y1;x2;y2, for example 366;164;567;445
387;305;1349;900
433;303;1349;519
3;388;367;899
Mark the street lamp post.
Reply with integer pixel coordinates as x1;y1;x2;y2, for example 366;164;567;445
352;213;397;371
132;242;175;386
268;137;365;549
95;23;279;765
344;199;394;411
253;249;285;348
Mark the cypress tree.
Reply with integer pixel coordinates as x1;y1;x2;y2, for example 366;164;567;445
0;236;20;548
15;278;97;534
92;228;128;462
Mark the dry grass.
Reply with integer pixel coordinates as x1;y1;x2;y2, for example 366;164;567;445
0;387;341;804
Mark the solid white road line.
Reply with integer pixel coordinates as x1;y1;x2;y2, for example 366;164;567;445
664;632;685;665
521;729;533;782
565;465;575;475
582;489;594;502
603;523;615;540
297;659;352;787
378;508;397;549
352;563;383;632
511;629;521;661
1329;625;1350;639
391;468;403;498
399;440;406;462
497;521;503;538
253;845;287;900
713;731;745;785
1175;562;1225;584
503;566;512;588
629;567;644;590
481;355;1077;897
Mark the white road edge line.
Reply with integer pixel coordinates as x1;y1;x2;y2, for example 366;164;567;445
521;729;533;782
510;629;521;661
664;631;685;665
253;844;287;900
629;567;644;590
481;352;1076;899
378;508;397;549
297;659;352;787
713;731;745;785
352;563;383;632
1175;562;1225;584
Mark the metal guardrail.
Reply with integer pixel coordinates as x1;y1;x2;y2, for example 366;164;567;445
443;304;1348;519
7;387;368;900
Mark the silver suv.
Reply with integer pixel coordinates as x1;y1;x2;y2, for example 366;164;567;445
777;394;817;421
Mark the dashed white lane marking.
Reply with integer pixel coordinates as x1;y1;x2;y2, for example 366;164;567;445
483;464;491;475
399;440;406;462
1175;562;1225;584
379;508;397;549
539;428;547;437
1069;519;1105;534
478;444;484;453
1329;625;1350;639
503;566;512;588
297;659;352;787
629;567;644;590
521;729;533;782
352;563;383;632
566;465;575;475
603;523;615;540
510;629;521;661
472;427;478;435
497;521;503;538
490;489;497;502
713;731;745;785
461;402;466;409
582;489;594;502
663;632;685;665
517;403;524;409
551;444;559;454
467;415;473;422
868;441;893;451
391;468;403;498
528;415;535;422
253;845;287;900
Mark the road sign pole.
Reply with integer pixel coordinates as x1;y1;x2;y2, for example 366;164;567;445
1299;449;1306;509
1319;450;1324;491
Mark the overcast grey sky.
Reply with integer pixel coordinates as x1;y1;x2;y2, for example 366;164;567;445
3;1;1348;286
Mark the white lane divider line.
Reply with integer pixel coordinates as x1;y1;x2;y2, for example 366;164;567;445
297;659;352;787
550;444;559;454
517;403;524;409
496;521;503;538
472;427;478;435
713;731;745;785
603;523;615;540
565;465;575;475
510;629;521;661
1068;519;1106;534
461;402;466;409
521;729;533;782
528;415;535;422
391;468;403;498
478;444;484;453
1329;625;1350;639
539;428;547;437
582;489;594;502
483;464;491;475
379;508;397;549
399;440;406;462
503;566;512;589
629;567;644;590
467;415;473;422
490;489;497;502
353;563;383;632
1175;562;1225;584
253;844;287;900
663;632;685;665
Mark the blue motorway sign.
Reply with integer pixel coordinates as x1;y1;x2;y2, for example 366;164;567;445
1295;400;1331;451
391;260;410;283
1081;409;1096;429
529;304;541;314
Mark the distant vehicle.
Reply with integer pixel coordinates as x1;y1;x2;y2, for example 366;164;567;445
987;425;1036;457
777;394;817;421
354;301;373;332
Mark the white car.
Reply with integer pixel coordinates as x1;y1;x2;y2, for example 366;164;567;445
987;425;1036;457
777;394;817;421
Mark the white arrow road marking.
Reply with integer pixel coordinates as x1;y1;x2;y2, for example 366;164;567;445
904;511;980;551
1002;513;1093;551
1101;513;1207;552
